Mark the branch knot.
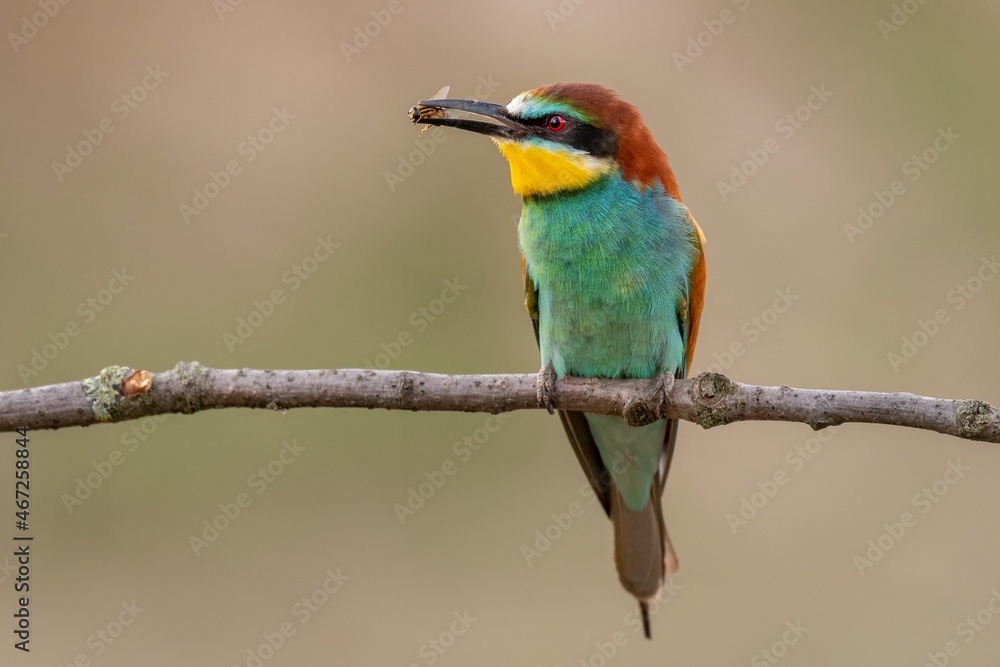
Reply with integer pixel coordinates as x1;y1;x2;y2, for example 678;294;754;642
956;399;993;439
623;399;658;427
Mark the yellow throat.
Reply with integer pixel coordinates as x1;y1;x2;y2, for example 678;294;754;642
494;139;612;197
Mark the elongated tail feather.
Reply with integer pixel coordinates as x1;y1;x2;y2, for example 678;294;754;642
610;479;678;638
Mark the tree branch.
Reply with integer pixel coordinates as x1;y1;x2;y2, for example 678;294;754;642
1;362;998;442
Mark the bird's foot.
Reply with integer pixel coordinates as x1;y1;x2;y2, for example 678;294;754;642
654;371;675;420
536;364;557;414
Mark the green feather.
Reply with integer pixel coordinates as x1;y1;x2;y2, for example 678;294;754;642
519;171;698;509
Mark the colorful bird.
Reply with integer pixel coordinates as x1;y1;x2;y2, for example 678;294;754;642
409;83;706;638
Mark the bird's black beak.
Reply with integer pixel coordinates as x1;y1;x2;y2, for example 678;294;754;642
408;97;529;141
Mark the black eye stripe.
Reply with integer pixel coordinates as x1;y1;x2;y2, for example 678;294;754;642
519;116;557;128
520;116;617;158
566;124;617;158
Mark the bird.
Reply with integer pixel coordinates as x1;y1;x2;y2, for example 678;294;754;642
409;83;706;638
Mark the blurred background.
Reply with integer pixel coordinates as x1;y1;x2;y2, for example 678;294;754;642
2;0;999;664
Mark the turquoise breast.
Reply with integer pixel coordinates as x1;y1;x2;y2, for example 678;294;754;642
519;173;695;381
518;173;698;510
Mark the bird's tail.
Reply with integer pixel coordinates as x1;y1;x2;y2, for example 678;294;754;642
610;481;677;638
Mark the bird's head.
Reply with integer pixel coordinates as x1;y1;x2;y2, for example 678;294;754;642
410;83;679;200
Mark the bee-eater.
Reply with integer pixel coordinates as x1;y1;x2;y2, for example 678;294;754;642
409;83;706;638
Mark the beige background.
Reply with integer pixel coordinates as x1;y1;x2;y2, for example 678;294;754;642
2;0;1000;665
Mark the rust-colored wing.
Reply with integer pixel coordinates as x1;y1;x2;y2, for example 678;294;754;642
659;206;707;492
683;207;707;372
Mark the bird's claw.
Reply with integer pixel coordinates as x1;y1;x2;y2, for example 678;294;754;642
536;365;557;414
654;371;675;420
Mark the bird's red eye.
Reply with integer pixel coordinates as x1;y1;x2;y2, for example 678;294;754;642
546;115;567;132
